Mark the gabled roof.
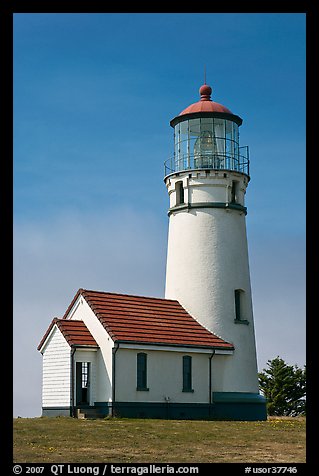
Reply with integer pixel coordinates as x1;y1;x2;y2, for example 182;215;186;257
63;288;234;351
38;318;98;352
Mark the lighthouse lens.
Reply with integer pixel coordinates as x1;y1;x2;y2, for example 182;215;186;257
194;131;214;153
194;131;216;168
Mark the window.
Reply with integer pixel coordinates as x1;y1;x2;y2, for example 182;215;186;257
81;362;89;388
176;181;185;205
234;289;249;324
182;356;194;392
76;362;90;405
137;353;149;391
231;181;239;203
234;289;242;321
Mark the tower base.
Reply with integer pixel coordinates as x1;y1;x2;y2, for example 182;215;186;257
212;392;267;421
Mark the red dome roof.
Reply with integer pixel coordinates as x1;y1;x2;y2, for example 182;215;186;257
179;83;232;116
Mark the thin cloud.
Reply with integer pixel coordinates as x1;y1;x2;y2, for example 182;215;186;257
13;207;167;416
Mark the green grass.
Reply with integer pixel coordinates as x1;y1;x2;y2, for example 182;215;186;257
13;416;306;463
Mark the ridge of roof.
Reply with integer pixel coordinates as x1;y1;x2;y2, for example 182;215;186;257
82;288;179;303
62;288;179;320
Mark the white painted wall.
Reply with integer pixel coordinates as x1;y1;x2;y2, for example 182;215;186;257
165;171;259;393
42;326;71;408
66;296;114;402
167;171;248;209
115;347;213;403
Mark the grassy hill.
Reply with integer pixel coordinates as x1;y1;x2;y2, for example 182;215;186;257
13;416;306;463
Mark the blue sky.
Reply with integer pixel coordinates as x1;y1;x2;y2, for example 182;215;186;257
13;13;306;417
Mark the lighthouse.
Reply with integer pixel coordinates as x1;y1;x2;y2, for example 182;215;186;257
38;80;267;421
164;83;265;414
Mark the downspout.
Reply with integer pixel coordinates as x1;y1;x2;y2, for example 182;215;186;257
209;349;216;417
70;347;77;417
112;342;120;417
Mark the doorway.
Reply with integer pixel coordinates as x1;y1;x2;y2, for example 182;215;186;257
76;362;90;406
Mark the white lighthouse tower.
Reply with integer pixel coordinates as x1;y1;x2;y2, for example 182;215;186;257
164;83;266;418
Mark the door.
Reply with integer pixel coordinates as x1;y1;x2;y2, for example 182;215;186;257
76;362;90;406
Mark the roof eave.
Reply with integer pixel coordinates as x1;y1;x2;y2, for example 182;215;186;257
70;344;99;350
114;339;234;352
37;318;59;353
170;111;243;128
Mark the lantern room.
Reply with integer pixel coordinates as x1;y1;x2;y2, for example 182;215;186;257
164;84;249;177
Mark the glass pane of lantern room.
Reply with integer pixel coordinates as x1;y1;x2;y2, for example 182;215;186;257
225;120;232;169
199;118;214;168
189;118;200;168
174;123;180;158
201;118;213;135
179;121;189;170
173;123;180;173
233;122;239;170
214;119;225;168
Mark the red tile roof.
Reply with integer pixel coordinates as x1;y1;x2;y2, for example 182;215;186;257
63;289;234;350
38;318;98;351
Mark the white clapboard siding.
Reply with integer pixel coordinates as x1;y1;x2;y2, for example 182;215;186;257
42;325;71;407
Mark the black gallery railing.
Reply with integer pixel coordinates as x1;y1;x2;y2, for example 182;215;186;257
164;147;249;177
